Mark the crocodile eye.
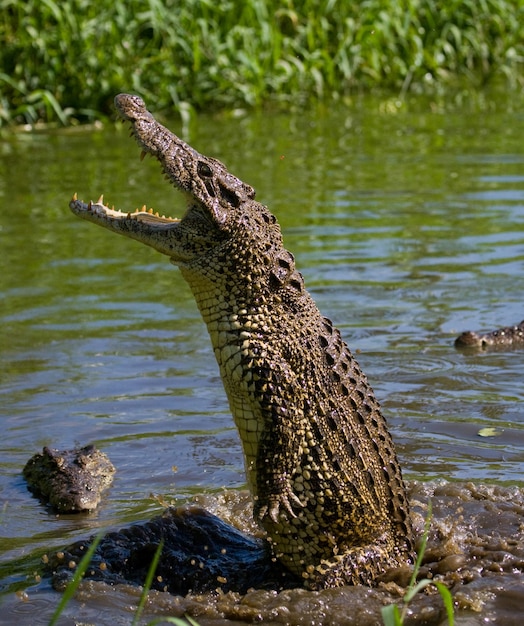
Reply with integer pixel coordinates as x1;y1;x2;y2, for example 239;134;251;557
198;162;213;177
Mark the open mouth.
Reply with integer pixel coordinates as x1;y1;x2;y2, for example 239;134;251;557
70;93;222;252
69;124;185;228
70;93;188;226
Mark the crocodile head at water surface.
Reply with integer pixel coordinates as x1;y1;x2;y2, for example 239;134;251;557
455;320;524;350
23;445;115;513
69;93;414;589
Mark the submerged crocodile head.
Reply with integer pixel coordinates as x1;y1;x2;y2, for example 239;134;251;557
71;94;281;270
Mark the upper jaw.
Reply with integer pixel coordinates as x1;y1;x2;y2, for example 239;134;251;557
113;93;245;226
114;93;198;194
70;95;193;234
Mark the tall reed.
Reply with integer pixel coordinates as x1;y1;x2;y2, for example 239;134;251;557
1;0;523;126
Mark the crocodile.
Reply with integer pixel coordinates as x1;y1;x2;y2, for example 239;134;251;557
69;93;414;589
455;320;524;350
23;445;115;513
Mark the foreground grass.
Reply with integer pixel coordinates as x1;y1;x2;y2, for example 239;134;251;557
381;502;455;626
1;0;524;126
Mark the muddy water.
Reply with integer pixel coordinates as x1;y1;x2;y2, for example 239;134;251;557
1;91;523;624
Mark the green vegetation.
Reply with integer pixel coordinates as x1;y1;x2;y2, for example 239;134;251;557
131;540;164;626
381;502;455;626
1;0;523;127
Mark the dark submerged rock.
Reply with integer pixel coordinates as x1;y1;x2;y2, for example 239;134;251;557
49;505;300;595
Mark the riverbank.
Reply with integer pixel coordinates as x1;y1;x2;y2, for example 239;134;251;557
1;0;523;127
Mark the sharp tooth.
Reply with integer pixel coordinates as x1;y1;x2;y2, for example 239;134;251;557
72;192;78;201
97;195;104;204
140;150;147;161
155;212;160;217
141;205;147;211
148;208;153;214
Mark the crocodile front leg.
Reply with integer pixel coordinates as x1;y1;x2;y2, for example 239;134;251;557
254;428;306;524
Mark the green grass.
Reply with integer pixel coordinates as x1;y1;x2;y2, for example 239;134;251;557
381;501;455;626
1;0;523;127
131;540;164;626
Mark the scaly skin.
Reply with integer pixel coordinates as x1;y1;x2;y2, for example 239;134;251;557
455;320;524;350
69;93;414;588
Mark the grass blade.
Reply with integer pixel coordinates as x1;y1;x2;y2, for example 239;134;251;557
48;532;103;626
131;539;164;626
434;581;455;626
381;603;402;626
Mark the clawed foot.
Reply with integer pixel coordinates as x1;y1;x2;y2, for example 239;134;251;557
255;484;304;523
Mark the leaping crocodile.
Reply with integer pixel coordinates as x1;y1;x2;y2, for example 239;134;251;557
69;93;414;589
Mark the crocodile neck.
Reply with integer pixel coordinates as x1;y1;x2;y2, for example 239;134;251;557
180;255;316;499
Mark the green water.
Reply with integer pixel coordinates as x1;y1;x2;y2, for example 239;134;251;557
0;92;523;623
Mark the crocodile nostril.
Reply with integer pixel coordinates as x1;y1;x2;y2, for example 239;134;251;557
197;161;213;177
